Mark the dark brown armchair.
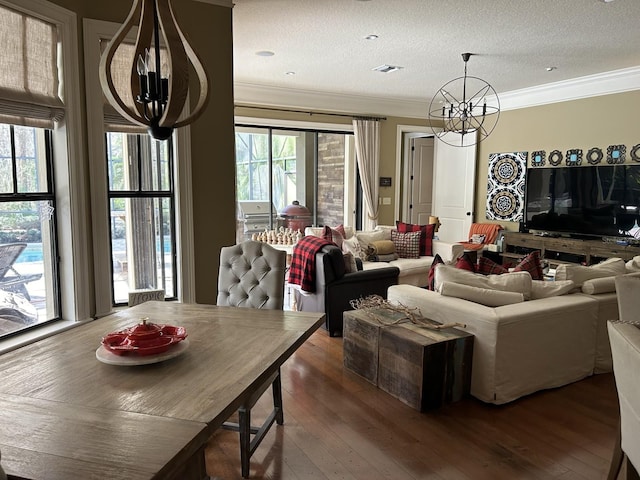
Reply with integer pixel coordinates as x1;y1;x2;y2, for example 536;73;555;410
292;244;399;337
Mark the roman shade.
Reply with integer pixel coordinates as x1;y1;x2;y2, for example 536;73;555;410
0;5;64;128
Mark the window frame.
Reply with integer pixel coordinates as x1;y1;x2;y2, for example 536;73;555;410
83;19;195;317
235;117;359;230
0;0;89;334
105;132;178;306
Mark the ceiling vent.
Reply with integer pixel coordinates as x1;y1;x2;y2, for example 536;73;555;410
372;64;402;73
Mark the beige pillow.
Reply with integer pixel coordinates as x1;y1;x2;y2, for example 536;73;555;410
555;257;626;287
625;255;640;272
355;229;390;254
440;281;525;307
434;264;532;297
530;280;576;299
343;252;358;273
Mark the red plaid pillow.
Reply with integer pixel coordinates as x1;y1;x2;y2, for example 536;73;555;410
513;250;544;280
427;254;445;290
391;230;421;258
321;225;344;249
454;253;476;272
395;221;435;256
477;256;508;275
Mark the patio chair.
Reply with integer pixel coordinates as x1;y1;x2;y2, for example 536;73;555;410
0;243;42;300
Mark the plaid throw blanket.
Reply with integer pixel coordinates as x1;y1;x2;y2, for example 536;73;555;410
289;235;334;292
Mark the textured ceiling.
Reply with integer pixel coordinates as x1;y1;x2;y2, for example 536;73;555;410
232;0;640;114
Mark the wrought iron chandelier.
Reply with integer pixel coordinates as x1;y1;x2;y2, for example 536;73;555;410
428;53;500;147
100;0;209;140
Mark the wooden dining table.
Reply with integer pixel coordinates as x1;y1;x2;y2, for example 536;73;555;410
0;302;325;480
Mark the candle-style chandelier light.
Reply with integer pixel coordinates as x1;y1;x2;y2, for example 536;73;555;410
428;53;500;147
100;0;209;140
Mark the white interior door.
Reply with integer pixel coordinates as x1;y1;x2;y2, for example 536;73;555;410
408;137;434;224
432;132;477;243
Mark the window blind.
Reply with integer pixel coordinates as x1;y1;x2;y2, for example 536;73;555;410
0;5;64;128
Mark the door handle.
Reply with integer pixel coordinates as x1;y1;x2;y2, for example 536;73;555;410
466;212;471;216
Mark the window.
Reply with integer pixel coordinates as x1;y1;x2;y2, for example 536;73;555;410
0;0;85;340
83;19;196;316
235;124;356;241
106;132;176;305
0;124;59;336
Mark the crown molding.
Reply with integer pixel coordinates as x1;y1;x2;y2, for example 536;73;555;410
494;66;640;111
192;0;233;7
235;66;640;118
234;82;428;119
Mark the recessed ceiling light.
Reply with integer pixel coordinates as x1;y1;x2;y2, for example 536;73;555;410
285;71;296;76
546;66;557;72
372;64;402;73
600;0;615;3
255;50;275;57
365;34;379;40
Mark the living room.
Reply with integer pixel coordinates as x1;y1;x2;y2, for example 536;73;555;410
0;0;639;479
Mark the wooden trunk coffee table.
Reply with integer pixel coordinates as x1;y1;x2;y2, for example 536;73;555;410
343;308;473;411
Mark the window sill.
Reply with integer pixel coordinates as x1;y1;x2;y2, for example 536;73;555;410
0;318;93;355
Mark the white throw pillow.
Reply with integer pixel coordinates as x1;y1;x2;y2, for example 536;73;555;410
440;281;525;307
530;280;576;299
434;264;532;297
555;257;626;287
342;236;365;260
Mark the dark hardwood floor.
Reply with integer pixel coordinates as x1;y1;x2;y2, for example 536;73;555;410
206;329;620;480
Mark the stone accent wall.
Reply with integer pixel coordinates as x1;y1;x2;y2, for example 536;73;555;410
317;133;345;227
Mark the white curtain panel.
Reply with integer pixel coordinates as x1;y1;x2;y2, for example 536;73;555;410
353;118;380;230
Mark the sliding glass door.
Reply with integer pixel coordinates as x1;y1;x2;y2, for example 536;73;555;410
235;125;357;242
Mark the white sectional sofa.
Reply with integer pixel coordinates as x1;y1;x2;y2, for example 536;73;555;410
387;258;640;405
305;225;463;287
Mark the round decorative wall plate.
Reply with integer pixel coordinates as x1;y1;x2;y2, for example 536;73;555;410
548;150;563;166
586;147;603;165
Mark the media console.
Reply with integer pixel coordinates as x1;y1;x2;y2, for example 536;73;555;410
501;232;640;267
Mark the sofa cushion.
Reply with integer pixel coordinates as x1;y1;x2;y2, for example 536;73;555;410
434;264;532;297
391;230;421;259
555;257;626;287
396;221;435;256
530;280;576;299
581;271;640;294
440;281;525;307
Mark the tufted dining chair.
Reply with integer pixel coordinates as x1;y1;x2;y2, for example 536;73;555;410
217;240;286;478
606;275;640;480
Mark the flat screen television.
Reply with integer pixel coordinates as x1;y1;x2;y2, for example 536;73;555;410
523;164;640;239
